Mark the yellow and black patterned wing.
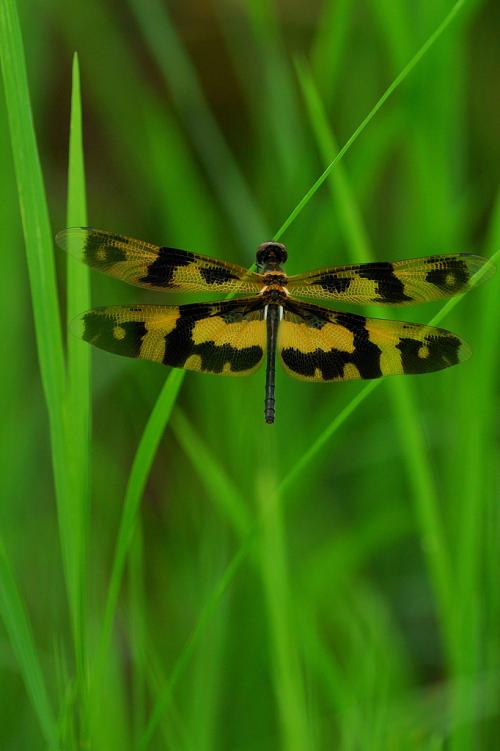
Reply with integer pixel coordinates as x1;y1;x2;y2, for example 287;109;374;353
279;298;471;382
57;227;263;294
75;297;266;376
287;253;494;305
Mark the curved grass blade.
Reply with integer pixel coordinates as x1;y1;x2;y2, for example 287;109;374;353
170;408;252;538
96;369;184;668
273;0;467;241
127;0;269;246
0;537;59;748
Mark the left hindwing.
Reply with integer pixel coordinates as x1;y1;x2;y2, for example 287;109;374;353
279;299;471;382
287;253;494;305
75;297;266;376
57;227;263;294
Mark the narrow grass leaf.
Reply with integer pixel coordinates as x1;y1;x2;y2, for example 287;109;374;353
138;541;253;751
0;537;58;748
256;464;311;751
171;408;252;538
311;0;354;106
129;524;147;746
294;56;372;264
274;0;467;240
64;53;90;730
127;0;269;246
97;369;184;668
244;0;308;189
0;0;64;405
0;0;80;675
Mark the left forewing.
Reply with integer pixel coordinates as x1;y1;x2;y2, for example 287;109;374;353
57;227;263;294
279;299;471;382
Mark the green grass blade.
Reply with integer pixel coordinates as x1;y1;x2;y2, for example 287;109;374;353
96;369;184;670
64;51;90;742
479;192;500;751
274;0;467;240
0;0;65;404
127;0;269;246
128;525;147;746
0;537;58;748
0;0;81;688
448;198;500;750
170;408;252;538
294;56;372;265
243;0;308;189
310;0;354;106
256;463;311;751
279;381;380;494
138;541;253;751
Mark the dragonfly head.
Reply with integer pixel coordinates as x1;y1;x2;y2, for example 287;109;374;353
256;242;288;271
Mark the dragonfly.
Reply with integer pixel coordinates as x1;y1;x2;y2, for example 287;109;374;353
56;228;494;423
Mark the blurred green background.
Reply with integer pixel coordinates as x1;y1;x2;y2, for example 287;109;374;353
1;0;499;749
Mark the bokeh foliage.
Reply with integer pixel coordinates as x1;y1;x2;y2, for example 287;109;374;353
0;0;499;749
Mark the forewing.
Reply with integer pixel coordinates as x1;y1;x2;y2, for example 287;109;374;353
75;297;266;376
279;299;471;382
287;253;494;305
57;227;263;294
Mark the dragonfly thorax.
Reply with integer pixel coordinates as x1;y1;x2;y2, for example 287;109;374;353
261;286;288;304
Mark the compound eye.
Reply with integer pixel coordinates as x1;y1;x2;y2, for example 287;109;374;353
256;248;266;264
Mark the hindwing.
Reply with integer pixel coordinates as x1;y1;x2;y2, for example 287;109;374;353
76;297;266;376
279;298;471;382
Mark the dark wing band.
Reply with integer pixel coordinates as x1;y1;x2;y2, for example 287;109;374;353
57;227;263;294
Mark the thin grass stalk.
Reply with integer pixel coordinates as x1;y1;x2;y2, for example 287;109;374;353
244;0;307;188
129;523;147;746
0;537;59;748
273;0;467;240
64;52;90;741
311;0;354;107
449;193;500;750
170;408;252;538
137;540;253;750
126;0;269;246
480;193;500;751
96;369;184;672
256;448;311;751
